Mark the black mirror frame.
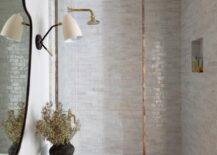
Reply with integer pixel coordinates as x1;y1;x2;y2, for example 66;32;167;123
15;0;33;154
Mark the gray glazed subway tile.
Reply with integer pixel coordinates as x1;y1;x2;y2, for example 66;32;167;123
58;0;143;154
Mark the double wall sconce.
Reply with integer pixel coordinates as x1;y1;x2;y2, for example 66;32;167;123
0;7;100;56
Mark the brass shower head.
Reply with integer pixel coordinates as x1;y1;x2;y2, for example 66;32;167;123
87;15;100;25
67;7;100;25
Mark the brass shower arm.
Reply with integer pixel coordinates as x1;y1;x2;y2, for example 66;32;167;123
67;7;95;18
67;7;100;25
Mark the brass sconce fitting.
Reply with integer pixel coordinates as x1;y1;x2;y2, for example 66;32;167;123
22;22;31;26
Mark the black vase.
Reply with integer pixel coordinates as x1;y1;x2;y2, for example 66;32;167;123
8;143;19;155
49;143;75;155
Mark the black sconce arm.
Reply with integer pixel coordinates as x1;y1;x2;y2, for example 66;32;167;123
35;23;62;56
41;23;62;43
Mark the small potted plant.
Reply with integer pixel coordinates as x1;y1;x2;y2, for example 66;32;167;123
0;103;25;155
36;102;80;155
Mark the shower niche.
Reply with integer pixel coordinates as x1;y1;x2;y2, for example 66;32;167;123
191;38;203;73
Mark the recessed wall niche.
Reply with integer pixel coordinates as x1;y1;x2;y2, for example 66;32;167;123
191;38;203;73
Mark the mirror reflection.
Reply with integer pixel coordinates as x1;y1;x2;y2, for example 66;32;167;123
0;0;30;154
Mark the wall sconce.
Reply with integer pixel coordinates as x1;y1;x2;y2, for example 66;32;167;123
35;14;83;55
0;13;30;42
35;7;99;56
1;8;99;56
63;14;83;42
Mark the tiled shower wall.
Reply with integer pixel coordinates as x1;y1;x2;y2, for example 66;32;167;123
58;0;143;154
181;0;217;154
144;0;182;155
56;0;217;154
0;0;29;153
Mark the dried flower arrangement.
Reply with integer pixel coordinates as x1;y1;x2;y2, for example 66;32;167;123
1;102;25;144
36;102;80;145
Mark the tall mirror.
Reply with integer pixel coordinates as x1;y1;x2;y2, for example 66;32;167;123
0;0;32;154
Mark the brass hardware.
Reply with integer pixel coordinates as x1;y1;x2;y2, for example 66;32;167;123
56;22;63;26
67;7;100;25
68;8;95;16
22;22;30;26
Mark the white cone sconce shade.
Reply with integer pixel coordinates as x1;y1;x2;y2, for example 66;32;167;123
63;14;82;42
0;14;24;42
